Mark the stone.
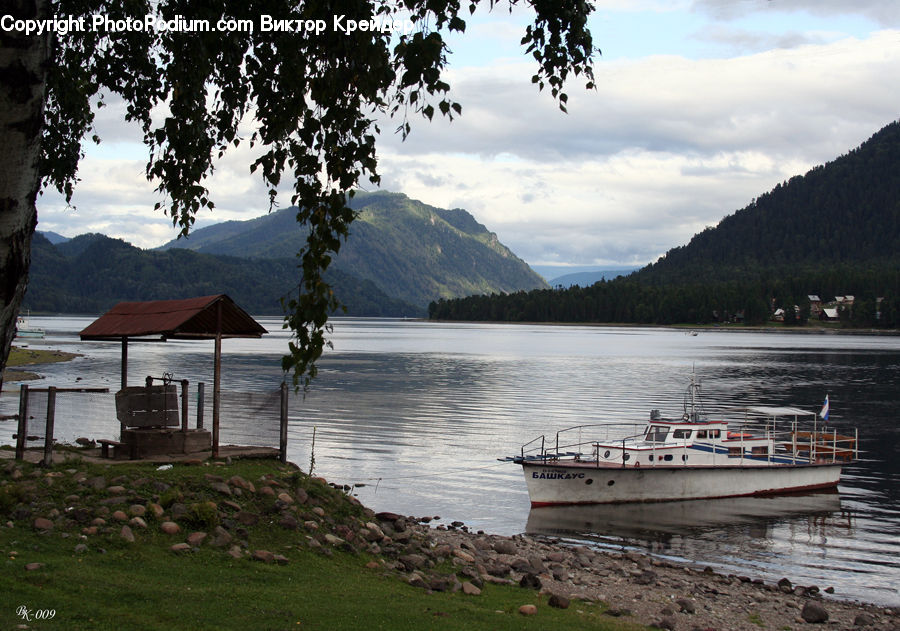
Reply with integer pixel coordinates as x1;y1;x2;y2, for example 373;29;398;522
652;616;676;630
399;554;427;571
519;573;542;590
111;510;128;521
277;492;294;504
548;594;570;610
493;539;517;555
453;548;475;563
235;511;259;526
211;526;233;548
518;604;537;616
147;503;164;518
187;532;207;547
129;505;146;517
74;543;88;553
777;577;793;593
462;582;482;596
294;487;308;504
259;486;276;496
160;521;181;535
120;525;135;542
24;562;44;571
107;485;126;494
853;613;875;627
675;598;695;614
279;515;299;530
87;476;107;490
274;554;289;565
801;601;829;624
324;534;345;546
252;549;275;563
33;517;54;531
129;517;148;529
170;543;191;553
210;482;232;496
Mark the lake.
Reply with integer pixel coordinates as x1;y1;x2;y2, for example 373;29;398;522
4;316;899;605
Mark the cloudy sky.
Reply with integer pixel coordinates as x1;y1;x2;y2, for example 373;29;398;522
37;0;900;274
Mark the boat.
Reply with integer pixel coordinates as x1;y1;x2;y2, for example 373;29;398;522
505;375;857;506
15;313;45;339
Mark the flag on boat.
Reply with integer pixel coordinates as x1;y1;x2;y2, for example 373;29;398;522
820;394;830;420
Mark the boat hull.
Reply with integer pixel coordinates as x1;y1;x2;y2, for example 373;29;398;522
521;461;843;506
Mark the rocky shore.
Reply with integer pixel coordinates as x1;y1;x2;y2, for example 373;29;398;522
370;511;897;631
3;456;897;630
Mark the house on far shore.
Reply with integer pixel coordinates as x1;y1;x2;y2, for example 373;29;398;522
820;307;839;321
808;295;822;318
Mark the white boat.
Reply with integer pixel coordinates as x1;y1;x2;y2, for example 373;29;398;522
15;313;45;339
507;376;857;506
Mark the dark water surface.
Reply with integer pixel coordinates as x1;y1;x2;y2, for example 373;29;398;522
4;317;899;605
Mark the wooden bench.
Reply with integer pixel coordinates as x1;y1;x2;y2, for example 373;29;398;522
98;438;137;460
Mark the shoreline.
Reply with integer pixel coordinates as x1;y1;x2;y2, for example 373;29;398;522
415;515;898;629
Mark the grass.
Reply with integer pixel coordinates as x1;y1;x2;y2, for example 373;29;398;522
0;458;644;631
3;346;80;382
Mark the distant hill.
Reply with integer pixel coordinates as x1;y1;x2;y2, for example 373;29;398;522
37;230;69;245
431;119;900;327
159;191;548;307
24;232;419;316
547;268;639;288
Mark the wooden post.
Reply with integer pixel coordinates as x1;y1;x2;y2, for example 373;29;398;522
15;384;29;461
121;337;128;390
279;382;288;463
43;387;56;467
180;379;189;433
213;301;222;458
197;382;205;429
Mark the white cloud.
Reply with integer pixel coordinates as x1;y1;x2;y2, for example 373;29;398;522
35;15;900;268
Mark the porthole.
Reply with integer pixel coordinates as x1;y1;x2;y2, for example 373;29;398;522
623;453;631;461
681;454;688;461
648;455;654;462
663;454;673;461
585;478;594;485
607;480;615;486
603;450;611;458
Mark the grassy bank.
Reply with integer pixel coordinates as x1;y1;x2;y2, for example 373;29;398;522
1;457;638;631
3;346;80;382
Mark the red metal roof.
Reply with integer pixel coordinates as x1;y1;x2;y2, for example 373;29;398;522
79;295;267;340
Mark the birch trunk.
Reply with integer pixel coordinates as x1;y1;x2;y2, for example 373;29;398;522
0;0;50;391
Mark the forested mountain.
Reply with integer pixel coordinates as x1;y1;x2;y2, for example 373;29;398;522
26;191;545;316
159;191;548;307
431;120;900;328
24;233;418;316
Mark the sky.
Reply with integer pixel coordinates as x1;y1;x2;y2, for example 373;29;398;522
36;0;900;273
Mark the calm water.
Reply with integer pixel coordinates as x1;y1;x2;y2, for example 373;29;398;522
4;317;900;605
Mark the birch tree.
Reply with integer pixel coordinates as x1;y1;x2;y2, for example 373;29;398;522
0;0;596;390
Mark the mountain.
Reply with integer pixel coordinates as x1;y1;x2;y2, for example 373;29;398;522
548;268;639;288
159;191;548;307
634;120;900;285
24;232;419;316
430;119;900;327
37;230;70;245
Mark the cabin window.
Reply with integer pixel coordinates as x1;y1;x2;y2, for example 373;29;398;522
663;454;674;461
673;429;692;439
711;430;721;438
646;427;669;442
696;430;708;439
751;446;768;455
728;447;742;457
